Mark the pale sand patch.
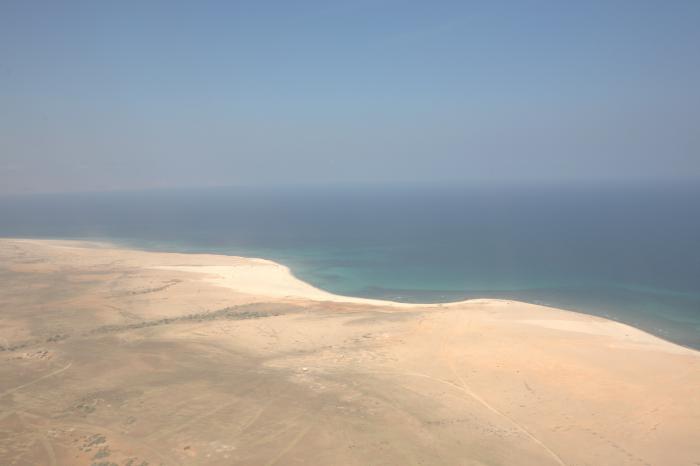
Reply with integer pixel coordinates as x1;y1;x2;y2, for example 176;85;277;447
154;262;385;305
516;319;697;355
152;261;469;308
152;260;690;355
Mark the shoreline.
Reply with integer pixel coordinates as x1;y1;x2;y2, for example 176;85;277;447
2;237;699;464
5;237;698;356
0;236;522;308
2;237;518;309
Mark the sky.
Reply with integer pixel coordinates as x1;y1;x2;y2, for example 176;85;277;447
1;0;699;194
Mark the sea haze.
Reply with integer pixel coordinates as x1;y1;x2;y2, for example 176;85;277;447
1;182;699;349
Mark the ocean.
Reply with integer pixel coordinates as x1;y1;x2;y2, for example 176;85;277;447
1;182;699;349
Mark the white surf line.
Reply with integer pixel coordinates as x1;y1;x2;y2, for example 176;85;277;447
0;361;73;400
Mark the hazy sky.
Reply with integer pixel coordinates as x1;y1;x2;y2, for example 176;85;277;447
1;1;699;194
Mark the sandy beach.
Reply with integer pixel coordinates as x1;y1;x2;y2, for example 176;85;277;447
0;238;698;465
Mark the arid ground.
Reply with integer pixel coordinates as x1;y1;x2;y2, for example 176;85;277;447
0;239;698;466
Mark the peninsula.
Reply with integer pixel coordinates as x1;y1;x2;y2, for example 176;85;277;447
1;239;698;465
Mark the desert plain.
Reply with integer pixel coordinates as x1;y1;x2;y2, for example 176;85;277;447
0;238;698;466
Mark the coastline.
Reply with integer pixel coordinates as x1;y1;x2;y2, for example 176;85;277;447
5;237;697;355
1;237;699;465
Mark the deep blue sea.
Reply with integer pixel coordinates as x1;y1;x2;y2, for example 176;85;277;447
1;183;699;349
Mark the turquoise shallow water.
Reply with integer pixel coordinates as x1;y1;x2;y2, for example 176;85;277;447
1;183;699;349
